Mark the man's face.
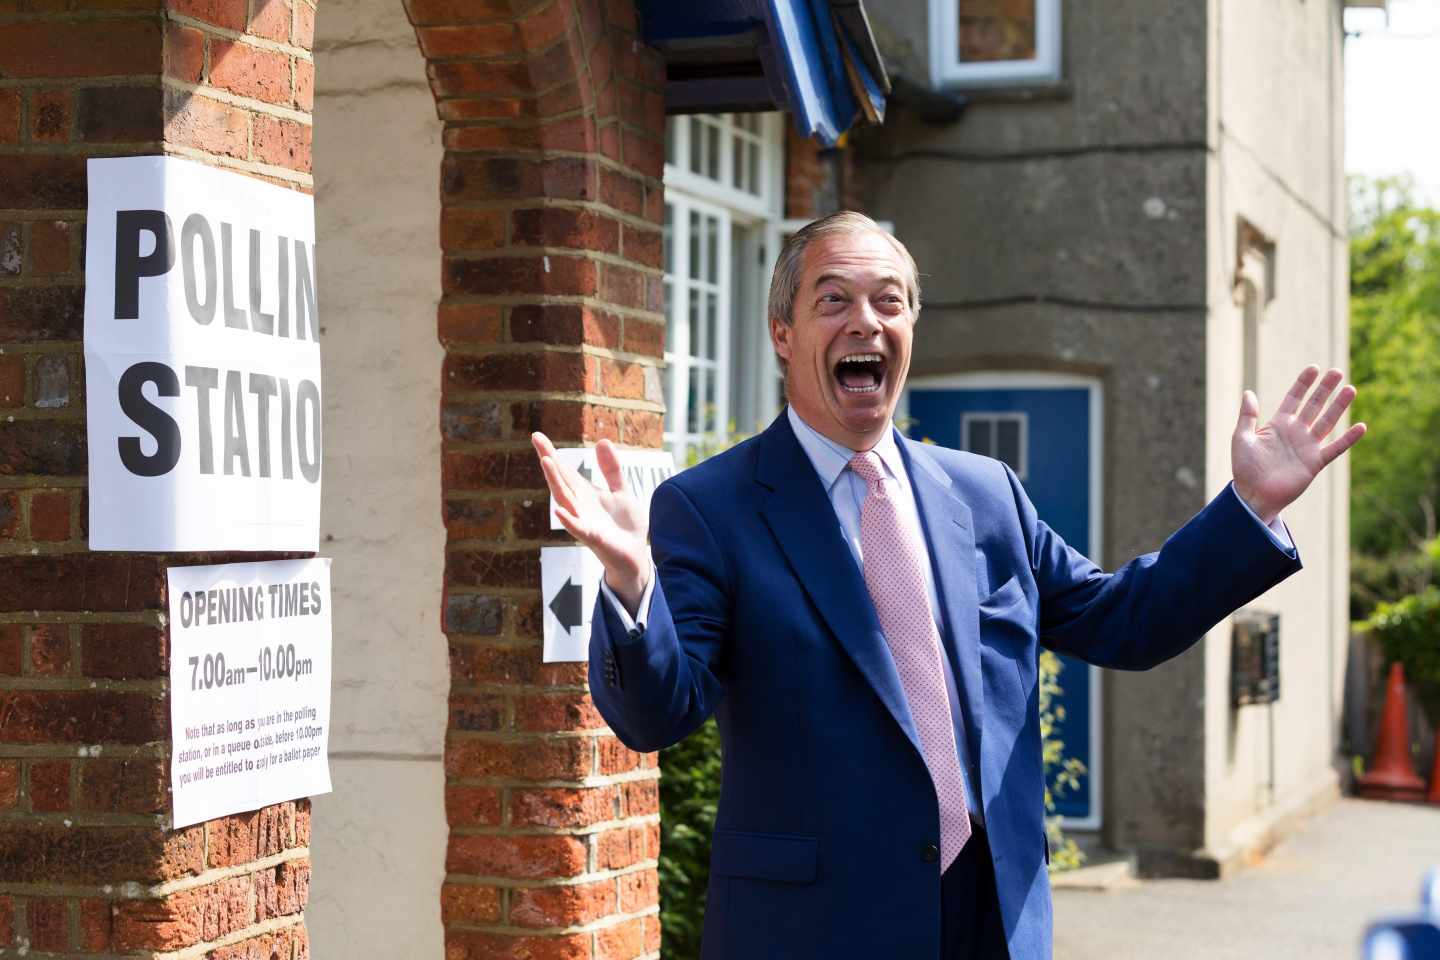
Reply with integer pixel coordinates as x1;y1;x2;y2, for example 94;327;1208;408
771;229;916;451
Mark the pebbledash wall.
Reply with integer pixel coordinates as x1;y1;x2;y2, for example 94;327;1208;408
0;0;316;957
0;0;684;957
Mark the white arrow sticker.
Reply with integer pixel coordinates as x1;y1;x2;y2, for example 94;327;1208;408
540;545;603;662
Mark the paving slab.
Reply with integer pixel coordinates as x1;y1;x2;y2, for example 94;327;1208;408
1053;798;1440;960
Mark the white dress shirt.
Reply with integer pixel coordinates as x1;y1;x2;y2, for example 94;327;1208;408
602;406;1295;826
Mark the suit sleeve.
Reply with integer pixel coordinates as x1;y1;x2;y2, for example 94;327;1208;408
1006;466;1303;670
588;480;730;752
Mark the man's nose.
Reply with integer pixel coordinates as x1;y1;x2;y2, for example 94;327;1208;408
846;301;883;336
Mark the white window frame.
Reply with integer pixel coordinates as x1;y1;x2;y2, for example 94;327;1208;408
663;113;786;464
961;411;1029;479
928;0;1062;90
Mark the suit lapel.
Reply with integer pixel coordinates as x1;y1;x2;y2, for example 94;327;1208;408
899;438;986;765
755;415;923;757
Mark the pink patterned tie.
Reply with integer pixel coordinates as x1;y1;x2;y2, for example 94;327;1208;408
850;451;972;870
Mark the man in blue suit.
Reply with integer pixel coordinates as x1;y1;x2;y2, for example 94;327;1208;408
531;212;1365;959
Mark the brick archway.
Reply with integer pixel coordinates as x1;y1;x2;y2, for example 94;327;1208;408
404;1;668;955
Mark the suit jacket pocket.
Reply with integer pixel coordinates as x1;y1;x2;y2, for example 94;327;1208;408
978;574;1026;621
710;830;818;884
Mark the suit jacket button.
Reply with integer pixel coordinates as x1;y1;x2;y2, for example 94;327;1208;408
921;844;939;863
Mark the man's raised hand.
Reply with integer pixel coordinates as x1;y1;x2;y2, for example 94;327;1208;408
1232;366;1367;525
531;432;651;612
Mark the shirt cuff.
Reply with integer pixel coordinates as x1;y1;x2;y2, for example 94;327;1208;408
1230;481;1295;553
599;560;655;633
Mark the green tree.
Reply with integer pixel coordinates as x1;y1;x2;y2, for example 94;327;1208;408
1348;176;1440;616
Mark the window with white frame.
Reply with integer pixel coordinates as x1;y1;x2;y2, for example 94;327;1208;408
961;412;1028;478
928;0;1061;89
663;113;785;463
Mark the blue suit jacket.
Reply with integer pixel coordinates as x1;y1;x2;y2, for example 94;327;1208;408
590;412;1301;959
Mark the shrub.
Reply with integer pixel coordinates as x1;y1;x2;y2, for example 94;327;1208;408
1364;586;1440;721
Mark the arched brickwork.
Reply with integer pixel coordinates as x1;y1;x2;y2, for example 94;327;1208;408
404;1;668;955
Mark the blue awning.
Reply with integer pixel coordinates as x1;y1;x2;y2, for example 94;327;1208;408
638;0;889;146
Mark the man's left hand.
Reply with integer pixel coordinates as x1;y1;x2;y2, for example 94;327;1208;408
1232;365;1367;525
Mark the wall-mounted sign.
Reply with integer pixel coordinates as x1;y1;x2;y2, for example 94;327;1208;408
547;447;675;530
84;156;321;551
168;558;333;828
540;545;603;662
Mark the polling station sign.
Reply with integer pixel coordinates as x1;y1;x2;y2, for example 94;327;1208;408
168;558;333;828
84;156;321;551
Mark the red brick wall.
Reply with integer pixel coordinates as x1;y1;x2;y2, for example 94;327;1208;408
0;2;316;956
785;125;864;220
408;0;665;956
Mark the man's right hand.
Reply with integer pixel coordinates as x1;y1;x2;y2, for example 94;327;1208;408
531;432;651;614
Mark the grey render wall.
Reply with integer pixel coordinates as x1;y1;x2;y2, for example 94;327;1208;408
1200;0;1348;858
858;0;1221;856
310;0;448;954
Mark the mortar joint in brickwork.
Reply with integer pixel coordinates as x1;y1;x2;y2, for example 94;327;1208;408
450;814;661;839
147;846;310;899
443;863;659;892
162;143;313;187
445;903;658;939
161;77;312;126
148;911;305;960
164;14;315;61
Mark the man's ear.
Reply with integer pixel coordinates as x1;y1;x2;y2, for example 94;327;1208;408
770;316;792;362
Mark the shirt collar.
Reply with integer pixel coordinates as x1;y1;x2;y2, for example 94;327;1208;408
786;405;907;493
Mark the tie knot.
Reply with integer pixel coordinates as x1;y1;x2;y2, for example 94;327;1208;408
849;451;886;489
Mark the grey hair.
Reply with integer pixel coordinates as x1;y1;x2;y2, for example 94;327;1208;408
766;211;922;328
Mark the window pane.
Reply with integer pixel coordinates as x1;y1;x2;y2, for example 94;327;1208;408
705;215;719;282
704;369;717;432
966;419;992;457
732;136;745;191
689;116;703;172
706;123;720;179
959;0;1037;63
747;143;761;196
689;210;701;280
688;288;701;361
665;117;679;167
705;292;718;361
688;368;702;432
996;419;1022;472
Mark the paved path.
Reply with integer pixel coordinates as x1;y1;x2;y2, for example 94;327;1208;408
1053;798;1440;960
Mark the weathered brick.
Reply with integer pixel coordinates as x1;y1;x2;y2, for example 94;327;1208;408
295;57;315;111
78;758;166;814
170;0;246;31
0;154;86;210
401;0;530;25
0;91;19;144
440;154;596;205
210;41;293;105
444;592;503;634
249;0;291;42
0;357;23;407
595;824;650;871
512;879;617;929
594;916;646;960
618;865;658;912
0;691;164;744
294;0;315;48
207;811;258;868
29;220;72;274
511;786;616;828
0;824;203;884
443;498;506;540
441;882;503;925
0;625;19;674
444;735;589;780
445;546;541;588
254;860;308;920
442;114;595;153
445;254;598;297
515;692;605;732
509;399;619;446
0;555;165;613
79;85;164;142
619;408;663;448
445;930;592;960
444;785;501;827
621;223;662;269
79;898;114;951
253;114;312;172
416;22;517;59
29;490;71;541
446;833;587;879
438;303;503;346
0;284;84;340
440;208;505;252
165;23;205;83
511;207;619;254
442;401;504;443
0;762;17;809
80;623;166;679
595;735;642;775
29;88;72;144
112;876;253;951
28;624;70;675
164;90;248;160
28;896;67;951
598;166;644;216
29;759;71;812
444;351;586;394
449;692;506;732
450;642;588;687
622;778;659;817
32;353;74;409
0;20;161;78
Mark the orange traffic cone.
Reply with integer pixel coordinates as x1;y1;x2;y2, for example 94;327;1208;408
1358;663;1425;802
1427;731;1440;806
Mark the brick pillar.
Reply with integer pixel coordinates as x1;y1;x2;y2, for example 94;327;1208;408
0;1;316;956
408;0;667;956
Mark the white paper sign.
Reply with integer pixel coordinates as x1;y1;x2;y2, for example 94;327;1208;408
168;558;333;828
84;156;321;551
548;447;676;530
541;545;603;662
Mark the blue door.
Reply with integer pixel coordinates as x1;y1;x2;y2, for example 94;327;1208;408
905;378;1100;825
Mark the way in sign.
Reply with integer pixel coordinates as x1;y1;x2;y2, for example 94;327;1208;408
540;545;603;663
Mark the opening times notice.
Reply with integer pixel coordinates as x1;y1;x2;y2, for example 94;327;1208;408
168;558;332;828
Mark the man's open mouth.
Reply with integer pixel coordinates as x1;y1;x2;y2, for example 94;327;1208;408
834;353;887;394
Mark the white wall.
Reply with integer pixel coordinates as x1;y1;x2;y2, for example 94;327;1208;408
1203;0;1349;854
310;0;447;953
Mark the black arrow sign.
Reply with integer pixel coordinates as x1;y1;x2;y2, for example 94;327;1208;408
576;460;594;484
549;577;584;632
